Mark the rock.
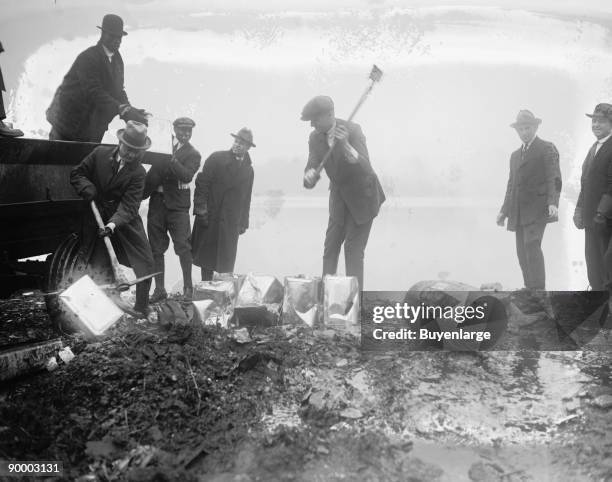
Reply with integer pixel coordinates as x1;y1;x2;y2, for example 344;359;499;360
335;358;348;368
316;445;330;455
593;394;612;410
58;346;75;364
339;407;363;419
231;328;252;344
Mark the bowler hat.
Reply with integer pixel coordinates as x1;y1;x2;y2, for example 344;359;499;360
97;14;127;36
586;103;612;121
231;127;256;148
510;110;542;128
301;96;334;121
117;121;151;150
173;117;196;129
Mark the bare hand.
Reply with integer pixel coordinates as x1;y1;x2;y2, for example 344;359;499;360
573;210;584;230
333;125;349;145
496;212;506;227
303;168;320;189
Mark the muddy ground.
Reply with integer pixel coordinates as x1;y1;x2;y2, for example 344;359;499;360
1;291;612;481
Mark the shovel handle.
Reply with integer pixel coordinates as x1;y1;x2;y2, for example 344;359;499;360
90;201;129;285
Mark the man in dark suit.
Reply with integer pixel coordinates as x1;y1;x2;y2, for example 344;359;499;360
0;41;24;137
70;121;155;317
574;103;612;292
301;95;385;290
192;128;255;281
144;117;201;301
497;110;562;290
46;14;148;142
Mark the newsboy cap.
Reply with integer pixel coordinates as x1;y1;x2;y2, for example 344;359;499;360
97;14;127;36
510;110;542;128
586;103;612;121
173;117;196;129
301;95;334;121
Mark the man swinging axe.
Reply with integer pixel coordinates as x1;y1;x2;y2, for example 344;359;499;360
301;95;385;291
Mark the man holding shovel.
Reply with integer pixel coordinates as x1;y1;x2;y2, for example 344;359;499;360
301;95;385;291
70;120;155;317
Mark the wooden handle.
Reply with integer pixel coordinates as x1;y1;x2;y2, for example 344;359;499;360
90;201;128;285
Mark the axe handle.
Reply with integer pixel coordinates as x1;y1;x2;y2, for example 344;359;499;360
90;201;128;285
314;79;378;176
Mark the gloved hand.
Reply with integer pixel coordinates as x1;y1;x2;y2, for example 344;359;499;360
573;209;584;230
496;212;506;227
195;213;209;229
80;186;97;201
120;106;149;126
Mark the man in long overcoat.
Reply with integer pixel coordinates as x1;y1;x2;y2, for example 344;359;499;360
574;103;612;292
46;14;148;142
191;128;255;280
144;117;201;301
497;110;562;290
301;95;385;291
70;121;155;316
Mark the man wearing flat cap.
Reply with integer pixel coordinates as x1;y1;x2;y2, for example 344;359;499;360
301;95;385;291
497;110;562;290
574;103;612;293
144;117;201;301
192;128;255;280
70;120;155;317
47;14;149;142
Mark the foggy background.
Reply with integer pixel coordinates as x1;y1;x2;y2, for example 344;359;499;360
3;0;612;290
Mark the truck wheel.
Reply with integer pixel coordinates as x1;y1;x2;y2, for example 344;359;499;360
44;233;113;334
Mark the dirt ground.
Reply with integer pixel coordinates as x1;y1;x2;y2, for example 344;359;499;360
1;291;612;481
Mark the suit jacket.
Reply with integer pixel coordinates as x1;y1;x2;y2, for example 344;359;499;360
46;42;129;142
576;136;612;228
500;136;562;231
70;145;152;276
143;142;201;211
305;118;385;225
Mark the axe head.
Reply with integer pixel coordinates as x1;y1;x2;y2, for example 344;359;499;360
369;65;383;82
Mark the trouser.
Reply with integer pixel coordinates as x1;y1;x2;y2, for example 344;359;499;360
201;268;214;281
515;221;547;289
147;192;193;293
322;209;373;291
0;91;6;120
584;226;612;290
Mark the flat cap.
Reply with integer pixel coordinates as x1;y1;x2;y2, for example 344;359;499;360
510;109;541;128
586;103;612;121
300;95;334;121
173;117;196;128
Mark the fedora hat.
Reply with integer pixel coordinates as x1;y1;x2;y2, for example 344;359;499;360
97;14;127;36
231;127;256;148
586;103;612;121
117;121;151;150
510;110;542;128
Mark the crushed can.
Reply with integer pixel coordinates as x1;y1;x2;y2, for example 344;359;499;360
282;276;320;327
323;275;360;336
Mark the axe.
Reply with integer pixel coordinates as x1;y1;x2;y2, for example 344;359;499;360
311;65;383;182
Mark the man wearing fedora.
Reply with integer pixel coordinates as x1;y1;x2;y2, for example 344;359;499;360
70;120;155;317
0;41;24;137
497;110;562;290
192;128;255;280
574;103;612;293
144;117;201;302
47;14;149;142
301;95;385;291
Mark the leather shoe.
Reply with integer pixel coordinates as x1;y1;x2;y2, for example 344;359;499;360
0;121;24;137
183;286;193;301
149;290;167;303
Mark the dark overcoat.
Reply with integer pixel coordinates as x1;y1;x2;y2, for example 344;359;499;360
70;145;154;277
191;150;254;272
47;42;129;142
576;136;612;228
0;41;4;93
305;118;385;225
143;142;201;211
500;136;562;231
